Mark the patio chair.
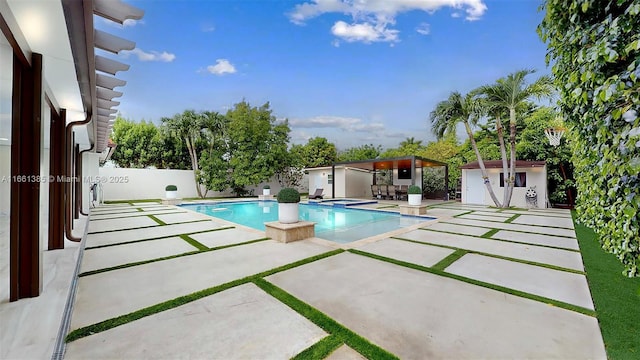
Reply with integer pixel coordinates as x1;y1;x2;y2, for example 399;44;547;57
309;188;324;199
387;185;397;200
397;185;408;201
371;184;379;199
379;185;388;199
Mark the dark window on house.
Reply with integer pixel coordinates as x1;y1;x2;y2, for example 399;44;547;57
500;172;526;187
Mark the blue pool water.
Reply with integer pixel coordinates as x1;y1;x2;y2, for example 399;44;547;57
181;201;432;243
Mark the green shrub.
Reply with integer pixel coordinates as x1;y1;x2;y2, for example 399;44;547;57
263;184;270;189
408;185;422;194
165;185;177;191
277;188;300;203
539;0;640;276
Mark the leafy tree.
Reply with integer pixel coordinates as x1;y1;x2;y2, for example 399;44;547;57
430;91;503;206
381;138;427;158
197;111;229;195
477;69;554;207
539;0;640;276
224;100;290;196
297;137;338;168
516;107;574;205
110;116;162;168
337;144;382;162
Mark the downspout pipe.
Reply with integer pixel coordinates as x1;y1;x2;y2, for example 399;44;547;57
78;143;94;216
64;112;92;242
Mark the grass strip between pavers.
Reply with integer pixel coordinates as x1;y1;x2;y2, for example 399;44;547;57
84;226;235;250
253;278;398;360
90;211;185;221
104;199;162;204
78;237;270;277
290;335;344;360
178;234;208;251
481;228;500;238
432;249;467;271
348;249;596;317
504;214;521;223
393;236;584;275
453;211;474;217
416;228;580;252
66;249;344;343
442;218;574;231
376;205;399;209
573;212;640;359
147;214;166;225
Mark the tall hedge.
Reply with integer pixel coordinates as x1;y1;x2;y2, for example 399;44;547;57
539;1;640;276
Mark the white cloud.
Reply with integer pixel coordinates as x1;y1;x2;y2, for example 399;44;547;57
331;20;399;43
124;48;176;62
101;18;143;28
288;0;487;44
416;22;430;35
451;12;462;18
290;116;385;133
207;59;237;75
201;23;216;32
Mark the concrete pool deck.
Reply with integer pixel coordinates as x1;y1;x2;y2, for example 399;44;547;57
2;201;607;359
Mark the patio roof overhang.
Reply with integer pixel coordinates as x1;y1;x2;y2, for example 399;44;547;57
62;0;143;152
333;155;447;172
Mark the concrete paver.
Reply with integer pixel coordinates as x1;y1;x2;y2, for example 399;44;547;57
502;209;573;218
397;230;585;271
326;345;366;360
457;214;509;222
425;222;491;236
87;216;159;233
491;230;580;250
446;253;595;309
512;214;575;229
80;237;198;273
65;284;326;359
267;253;606;359
190;228;266;248
356;238;455;268
70;240;331;330
85;220;229;247
90;209;184;220
445;217;577;238
469;211;513;218
154;212;213;224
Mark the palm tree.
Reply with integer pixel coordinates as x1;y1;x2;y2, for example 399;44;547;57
400;137;423;148
430;91;502;207
477;69;554;207
162;110;207;198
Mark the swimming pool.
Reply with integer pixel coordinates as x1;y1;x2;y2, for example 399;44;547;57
181;201;433;243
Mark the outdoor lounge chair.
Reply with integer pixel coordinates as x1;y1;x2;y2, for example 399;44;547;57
397;185;408;200
387;185;397;200
371;184;379;199
309;188;324;199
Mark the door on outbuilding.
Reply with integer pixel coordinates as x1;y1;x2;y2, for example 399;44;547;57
464;170;485;205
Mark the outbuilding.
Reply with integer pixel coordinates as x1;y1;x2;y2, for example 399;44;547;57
460;160;547;208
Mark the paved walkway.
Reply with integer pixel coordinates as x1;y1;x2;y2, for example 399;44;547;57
62;201;606;359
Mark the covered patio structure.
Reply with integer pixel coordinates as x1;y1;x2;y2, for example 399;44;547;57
330;155;448;200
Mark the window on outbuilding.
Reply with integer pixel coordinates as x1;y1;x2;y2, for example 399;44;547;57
500;172;526;187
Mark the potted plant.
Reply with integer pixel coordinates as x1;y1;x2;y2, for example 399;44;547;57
165;185;178;199
408;185;422;206
263;184;271;196
277;187;300;224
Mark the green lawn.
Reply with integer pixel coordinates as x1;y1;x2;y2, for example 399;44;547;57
574;213;640;359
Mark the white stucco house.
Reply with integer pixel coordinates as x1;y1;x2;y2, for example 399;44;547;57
460;160;548;208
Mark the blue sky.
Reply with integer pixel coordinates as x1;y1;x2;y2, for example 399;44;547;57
97;0;550;151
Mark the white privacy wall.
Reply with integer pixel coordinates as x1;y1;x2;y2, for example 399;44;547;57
98;168;208;200
97;167;308;201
